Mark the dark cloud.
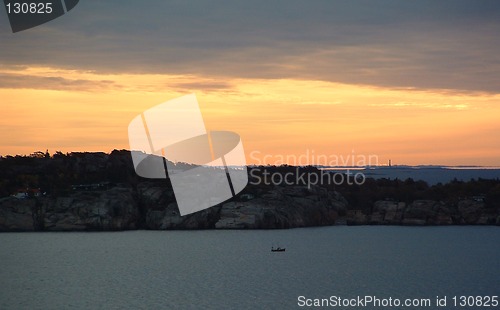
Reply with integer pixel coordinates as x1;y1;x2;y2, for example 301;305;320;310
0;0;499;92
0;73;120;91
169;81;234;92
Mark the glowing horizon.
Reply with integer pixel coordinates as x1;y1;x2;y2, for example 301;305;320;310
1;66;499;166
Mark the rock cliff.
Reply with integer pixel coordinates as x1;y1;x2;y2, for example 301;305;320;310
0;184;346;231
346;199;500;226
1;151;499;230
0;187;139;231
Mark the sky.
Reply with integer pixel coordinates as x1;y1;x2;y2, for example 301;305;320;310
0;0;499;166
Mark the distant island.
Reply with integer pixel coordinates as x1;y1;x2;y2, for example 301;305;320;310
0;150;499;231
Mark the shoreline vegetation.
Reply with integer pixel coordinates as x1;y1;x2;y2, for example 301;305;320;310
0;150;499;231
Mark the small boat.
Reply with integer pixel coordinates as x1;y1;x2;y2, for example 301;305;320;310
271;246;286;252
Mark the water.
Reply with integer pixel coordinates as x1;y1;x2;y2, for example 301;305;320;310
0;227;499;309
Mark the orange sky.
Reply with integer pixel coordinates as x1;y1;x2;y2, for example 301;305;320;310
1;66;500;166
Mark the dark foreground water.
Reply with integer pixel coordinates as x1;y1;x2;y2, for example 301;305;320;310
1;227;499;309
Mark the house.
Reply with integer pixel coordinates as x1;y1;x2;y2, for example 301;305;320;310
12;188;41;199
472;195;485;202
240;193;255;201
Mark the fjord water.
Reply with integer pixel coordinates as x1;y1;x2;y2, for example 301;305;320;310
1;227;498;309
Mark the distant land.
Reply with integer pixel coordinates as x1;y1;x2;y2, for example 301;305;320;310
324;166;500;186
0;150;499;231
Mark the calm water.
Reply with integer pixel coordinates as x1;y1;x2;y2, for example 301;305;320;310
0;227;499;309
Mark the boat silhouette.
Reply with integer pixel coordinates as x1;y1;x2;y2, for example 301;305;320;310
271;246;285;252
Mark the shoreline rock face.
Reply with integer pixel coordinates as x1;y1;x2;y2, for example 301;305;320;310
0;197;37;231
214;186;341;229
1;152;499;230
0;187;140;232
0;184;346;231
44;187;140;231
1;183;499;231
140;185;343;230
346;199;500;226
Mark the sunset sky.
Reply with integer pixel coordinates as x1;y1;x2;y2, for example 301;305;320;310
1;1;499;166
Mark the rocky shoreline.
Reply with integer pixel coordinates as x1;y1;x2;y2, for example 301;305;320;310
0;151;499;231
0;184;346;231
344;198;500;226
1;183;498;232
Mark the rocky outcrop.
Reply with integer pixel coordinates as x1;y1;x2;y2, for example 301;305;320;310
0;187;139;232
2;151;500;230
138;183;221;229
43;187;139;231
2;183;499;231
346;199;500;226
0;197;37;231
141;184;345;229
0;184;346;231
214;186;342;229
